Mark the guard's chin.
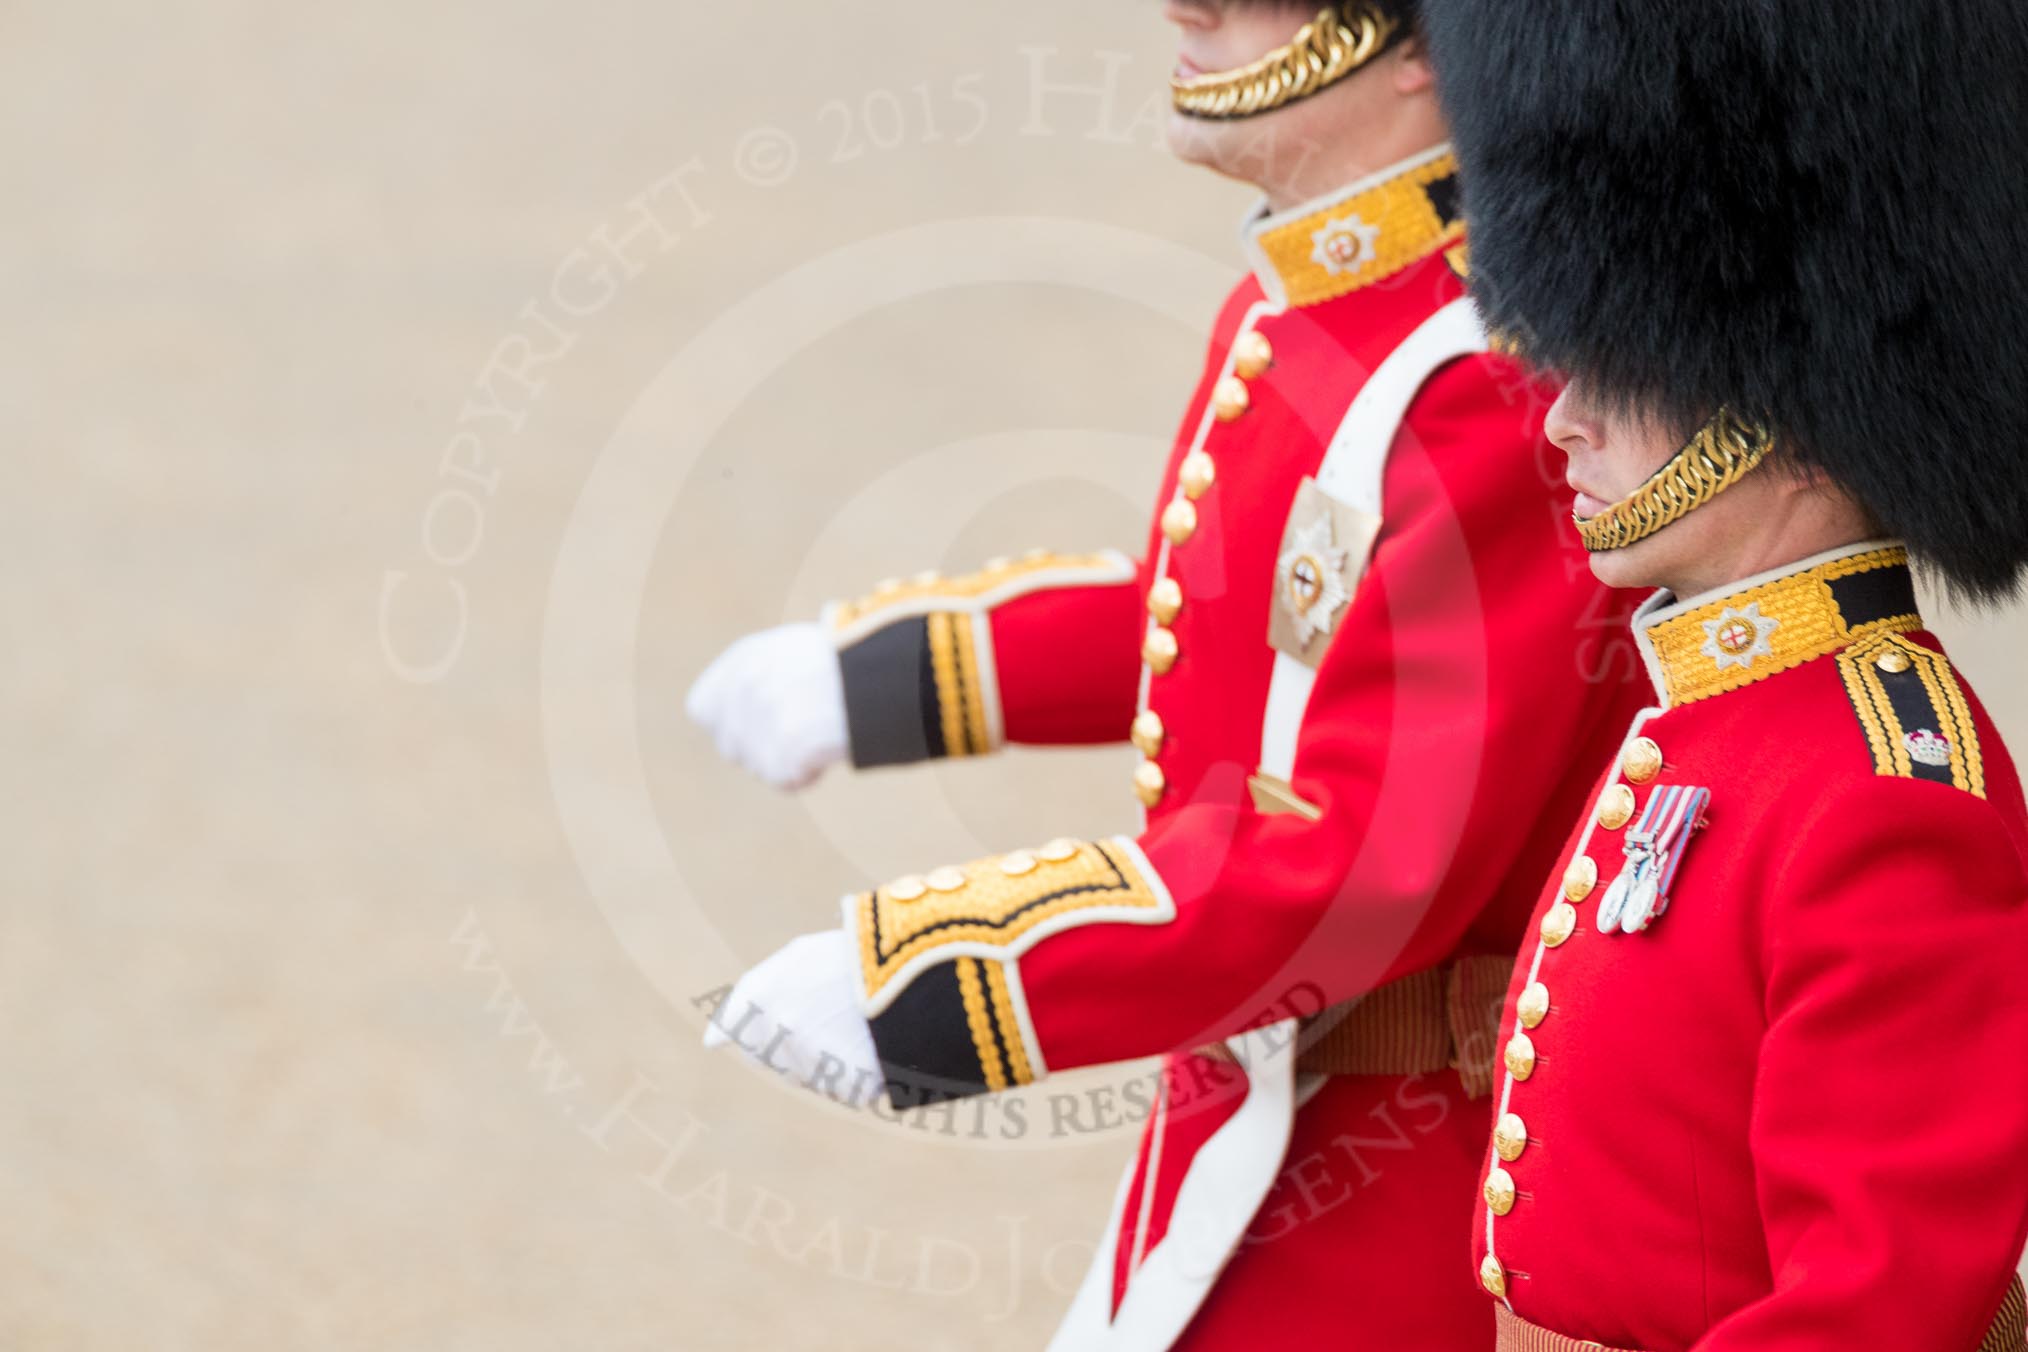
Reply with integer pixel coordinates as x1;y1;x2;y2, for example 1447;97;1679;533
1166;117;1277;193
1582;532;1666;592
1164;111;1215;166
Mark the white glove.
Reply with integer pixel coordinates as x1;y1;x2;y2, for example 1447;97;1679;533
702;929;883;1094
685;621;849;791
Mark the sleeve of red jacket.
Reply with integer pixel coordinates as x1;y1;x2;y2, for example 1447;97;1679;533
825;552;1146;767
1691;777;2028;1352
848;356;1612;1104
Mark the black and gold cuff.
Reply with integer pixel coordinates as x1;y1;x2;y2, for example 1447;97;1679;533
870;955;1033;1108
838;611;992;768
827;551;1134;769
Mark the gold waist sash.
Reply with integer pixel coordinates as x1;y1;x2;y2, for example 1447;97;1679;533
1293;954;1512;1097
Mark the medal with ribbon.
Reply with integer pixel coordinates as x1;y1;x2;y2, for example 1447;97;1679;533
1595;784;1711;935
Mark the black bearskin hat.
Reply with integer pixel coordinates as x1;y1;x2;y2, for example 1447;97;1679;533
1419;0;2028;599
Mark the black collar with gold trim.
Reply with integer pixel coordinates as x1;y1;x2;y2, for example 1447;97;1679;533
1241;144;1464;310
1633;542;1921;708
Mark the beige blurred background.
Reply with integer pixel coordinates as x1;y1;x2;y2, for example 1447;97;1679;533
8;2;2025;1348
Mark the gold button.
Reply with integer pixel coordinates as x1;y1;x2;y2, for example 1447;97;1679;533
1132;710;1165;757
1484;1167;1517;1216
1505;1031;1537;1081
1232;330;1274;379
982;555;1012;571
1541;901;1577;948
926;866;967;893
887;874;927;902
1517;981;1549;1030
911;569;941;586
1147;578;1183;625
1133;760;1167;807
1161;498;1198;545
1596;783;1636;831
1036;837;1079;863
1876;647;1913;674
999;851;1037;877
872;577;903;595
1562;856;1598;902
1493;1112;1528;1161
1479;1254;1507;1298
1212;376;1250;422
1143;626;1179;674
1622;736;1663;785
1178;450;1217;500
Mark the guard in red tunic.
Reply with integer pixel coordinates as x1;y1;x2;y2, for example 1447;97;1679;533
689;4;1646;1346
1416;1;2028;1347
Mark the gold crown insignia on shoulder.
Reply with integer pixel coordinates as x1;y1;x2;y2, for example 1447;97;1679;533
1839;633;1986;798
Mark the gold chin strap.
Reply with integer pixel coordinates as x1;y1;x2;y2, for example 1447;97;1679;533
1574;409;1775;553
1171;4;1402;121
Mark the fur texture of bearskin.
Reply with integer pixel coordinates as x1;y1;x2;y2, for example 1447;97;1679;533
1419;0;2028;599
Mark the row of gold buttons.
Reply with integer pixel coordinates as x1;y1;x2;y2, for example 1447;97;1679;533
885;837;1084;902
1479;733;1665;1298
1133;327;1273;810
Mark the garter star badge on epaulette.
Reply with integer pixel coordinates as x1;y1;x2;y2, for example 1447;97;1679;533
1596;784;1711;935
1269;477;1380;668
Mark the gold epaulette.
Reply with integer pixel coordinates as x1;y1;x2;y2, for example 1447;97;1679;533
1838;632;1987;798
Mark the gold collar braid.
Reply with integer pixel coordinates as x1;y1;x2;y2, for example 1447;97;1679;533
1574;409;1775;553
1171;4;1402;121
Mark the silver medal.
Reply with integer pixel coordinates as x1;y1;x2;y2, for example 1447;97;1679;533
1620;871;1663;933
1595;867;1634;933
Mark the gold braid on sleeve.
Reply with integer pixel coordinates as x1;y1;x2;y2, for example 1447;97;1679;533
1574;409;1775;553
1170;4;1402;121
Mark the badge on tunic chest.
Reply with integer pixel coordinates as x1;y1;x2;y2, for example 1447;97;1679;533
1269;476;1381;669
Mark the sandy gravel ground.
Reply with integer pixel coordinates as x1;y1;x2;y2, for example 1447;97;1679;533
8;3;2025;1348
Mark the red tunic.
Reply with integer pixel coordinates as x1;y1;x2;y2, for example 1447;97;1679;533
826;147;1647;1348
1473;542;2028;1351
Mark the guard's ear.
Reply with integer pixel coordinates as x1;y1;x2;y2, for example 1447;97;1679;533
1390;32;1435;96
